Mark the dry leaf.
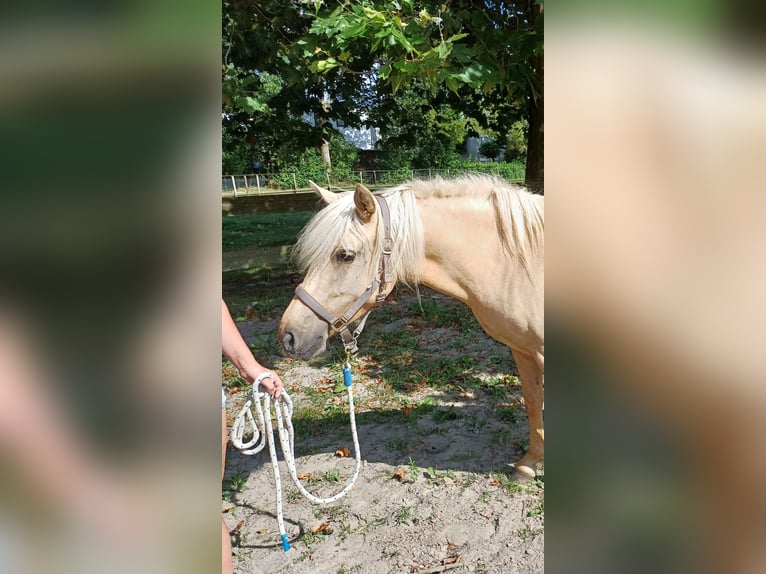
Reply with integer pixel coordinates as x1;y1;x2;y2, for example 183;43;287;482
298;473;313;481
443;554;462;565
230;520;245;534
402;406;414;415
311;522;333;535
335;446;351;458
256;528;267;534
393;468;407;482
489;479;501;487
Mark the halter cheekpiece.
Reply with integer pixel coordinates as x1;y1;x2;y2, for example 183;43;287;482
294;194;393;354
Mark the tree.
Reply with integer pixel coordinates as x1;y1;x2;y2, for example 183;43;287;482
373;83;467;169
299;1;544;188
222;1;543;187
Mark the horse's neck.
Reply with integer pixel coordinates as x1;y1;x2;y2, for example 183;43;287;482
415;197;501;304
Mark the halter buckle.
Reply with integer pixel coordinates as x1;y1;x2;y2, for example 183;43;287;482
381;237;393;255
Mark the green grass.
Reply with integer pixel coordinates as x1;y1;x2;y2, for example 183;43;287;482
394;505;413;526
222;470;249;499
223;211;314;253
222;266;299;321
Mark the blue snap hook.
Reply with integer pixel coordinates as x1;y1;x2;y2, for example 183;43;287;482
281;533;291;551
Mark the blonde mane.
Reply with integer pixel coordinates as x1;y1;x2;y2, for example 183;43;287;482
292;174;544;283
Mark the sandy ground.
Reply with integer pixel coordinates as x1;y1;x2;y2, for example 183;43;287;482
223;295;544;574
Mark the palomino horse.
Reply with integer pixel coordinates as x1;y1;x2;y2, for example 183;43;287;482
278;175;544;479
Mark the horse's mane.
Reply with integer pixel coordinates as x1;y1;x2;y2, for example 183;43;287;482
293;174;544;283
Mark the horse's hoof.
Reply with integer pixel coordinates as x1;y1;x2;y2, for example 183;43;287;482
510;464;536;483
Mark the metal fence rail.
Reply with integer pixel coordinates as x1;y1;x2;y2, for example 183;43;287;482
222;165;525;197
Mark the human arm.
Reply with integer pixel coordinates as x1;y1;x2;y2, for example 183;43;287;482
222;300;283;397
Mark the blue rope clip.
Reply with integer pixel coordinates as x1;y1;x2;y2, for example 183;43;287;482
281;533;291;552
343;365;353;387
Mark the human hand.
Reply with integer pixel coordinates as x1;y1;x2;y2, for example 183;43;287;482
241;366;283;399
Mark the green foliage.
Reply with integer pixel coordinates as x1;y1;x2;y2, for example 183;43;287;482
222;1;543;182
375;86;466;170
506;119;529;162
479;139;503;162
268;133;359;188
222;123;255;175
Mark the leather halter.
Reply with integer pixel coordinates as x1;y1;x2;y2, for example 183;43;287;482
294;194;393;354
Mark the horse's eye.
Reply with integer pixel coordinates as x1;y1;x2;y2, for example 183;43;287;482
335;249;356;264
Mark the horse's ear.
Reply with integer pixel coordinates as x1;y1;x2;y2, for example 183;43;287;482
354;183;376;223
309;180;338;204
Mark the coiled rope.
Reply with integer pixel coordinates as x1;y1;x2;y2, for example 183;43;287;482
230;365;362;551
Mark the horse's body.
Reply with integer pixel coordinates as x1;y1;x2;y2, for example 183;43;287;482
278;175;544;478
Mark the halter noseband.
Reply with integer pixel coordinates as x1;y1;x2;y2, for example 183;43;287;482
294;194;393;354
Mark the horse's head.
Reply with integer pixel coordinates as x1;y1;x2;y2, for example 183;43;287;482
279;182;396;359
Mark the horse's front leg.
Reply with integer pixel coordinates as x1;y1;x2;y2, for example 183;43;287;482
511;350;544;481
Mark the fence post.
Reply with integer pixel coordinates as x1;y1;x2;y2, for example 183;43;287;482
292;173;298;191
373;170;377;184
428;168;432;180
256;174;261;195
326;172;332;190
410;170;414;180
359;170;363;184
243;175;249;195
231;175;238;198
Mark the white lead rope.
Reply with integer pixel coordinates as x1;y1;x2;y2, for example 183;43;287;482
230;367;362;551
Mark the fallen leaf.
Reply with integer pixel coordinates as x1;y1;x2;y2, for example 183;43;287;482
256;528;267;534
311;522;333;535
489;479;501;487
335;446;351;458
443;554;462;565
229;520;245;534
298;473;313;481
393;468;407;482
402;406;414;415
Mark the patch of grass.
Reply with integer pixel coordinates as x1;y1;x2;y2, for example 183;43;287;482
409;298;480;332
527;495;544;517
315;504;349;522
408;457;419;481
497;405;522;425
517;526;543;540
222;266;299;321
285;488;301;502
222;211;314;253
491;427;514;447
300;531;322;547
480;376;510;398
479;491;492;503
426;466;456;482
433;407;459;423
323;468;341;483
222;470;249;499
466;414;488;433
354;516;387;534
394;505;413;526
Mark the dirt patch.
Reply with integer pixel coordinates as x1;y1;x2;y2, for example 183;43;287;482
223;290;543;574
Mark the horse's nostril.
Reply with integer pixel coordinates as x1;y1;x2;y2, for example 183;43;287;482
282;330;296;354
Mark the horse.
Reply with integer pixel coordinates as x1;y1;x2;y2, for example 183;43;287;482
277;175;544;479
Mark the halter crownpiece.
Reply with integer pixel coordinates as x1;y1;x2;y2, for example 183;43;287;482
294;194;393;353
